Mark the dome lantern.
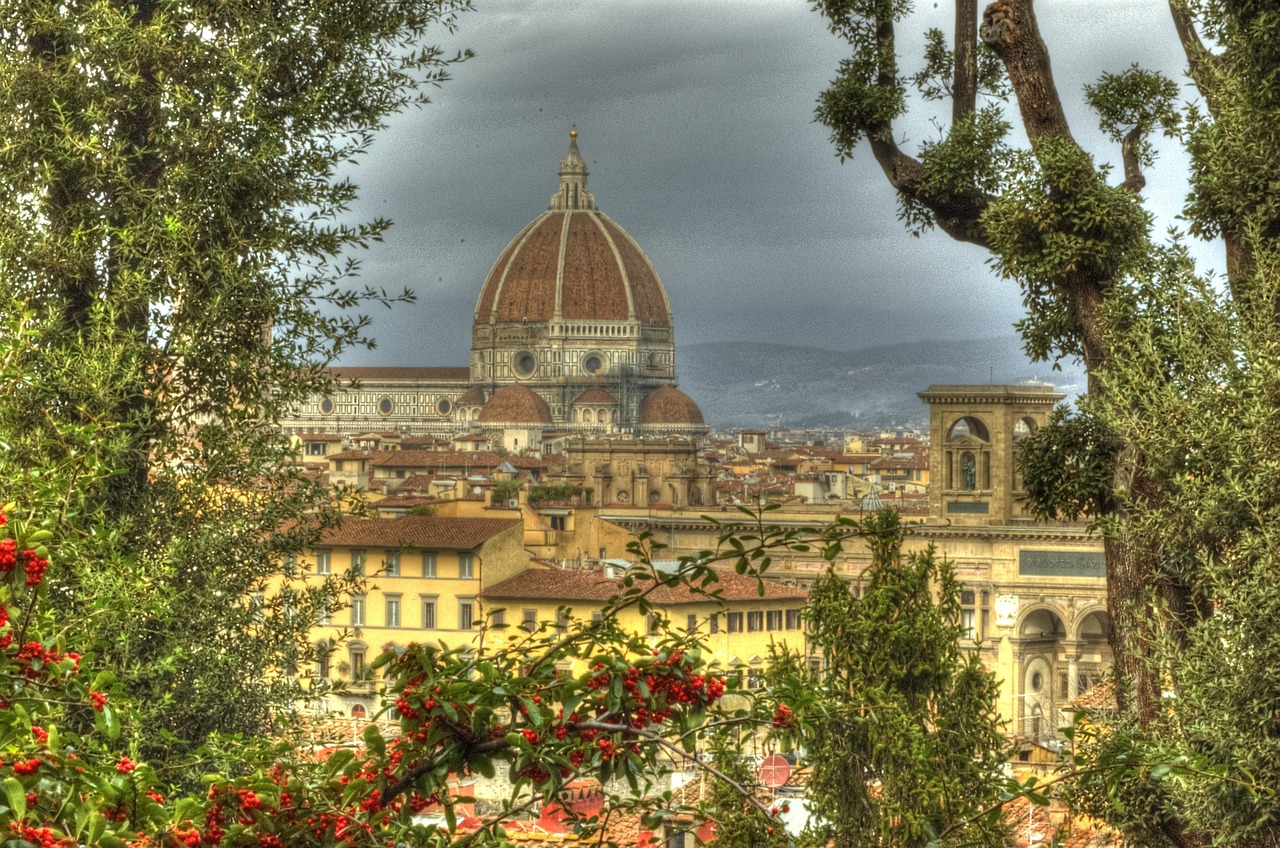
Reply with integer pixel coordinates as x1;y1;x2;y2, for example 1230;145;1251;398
551;125;595;211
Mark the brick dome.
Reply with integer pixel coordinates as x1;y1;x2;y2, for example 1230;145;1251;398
473;131;672;329
638;386;705;426
478;385;553;424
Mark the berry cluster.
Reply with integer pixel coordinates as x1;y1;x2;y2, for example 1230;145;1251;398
0;541;47;586
772;704;794;728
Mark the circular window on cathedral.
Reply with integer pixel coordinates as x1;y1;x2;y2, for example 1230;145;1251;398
318;397;334;415
377;397;393;416
1031;672;1043;692
436;397;452;416
583;353;604;375
514;351;537;377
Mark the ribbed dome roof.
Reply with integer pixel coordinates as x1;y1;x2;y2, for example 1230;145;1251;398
639;386;705;426
473;131;672;328
478;385;553;424
573;386;619;405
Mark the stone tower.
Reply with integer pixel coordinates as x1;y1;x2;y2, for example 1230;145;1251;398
917;384;1064;525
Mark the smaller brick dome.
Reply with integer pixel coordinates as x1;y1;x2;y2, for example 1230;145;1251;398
478;385;553;424
456;386;486;405
573;386;619;406
639;386;704;425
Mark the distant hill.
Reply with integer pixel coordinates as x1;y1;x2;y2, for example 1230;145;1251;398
675;336;1084;429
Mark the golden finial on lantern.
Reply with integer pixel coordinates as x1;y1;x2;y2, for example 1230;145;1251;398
569;124;578;140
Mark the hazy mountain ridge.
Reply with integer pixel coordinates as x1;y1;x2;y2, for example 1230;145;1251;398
676;336;1084;428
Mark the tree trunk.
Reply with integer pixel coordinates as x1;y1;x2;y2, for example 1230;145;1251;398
953;0;978;123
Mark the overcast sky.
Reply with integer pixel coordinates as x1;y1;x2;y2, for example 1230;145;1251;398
335;0;1218;368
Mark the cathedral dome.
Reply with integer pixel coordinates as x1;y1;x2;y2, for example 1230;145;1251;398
639;386;705;426
478;385;553;425
473;130;672;328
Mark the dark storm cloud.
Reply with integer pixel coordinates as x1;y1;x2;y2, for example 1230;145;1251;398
336;0;1218;367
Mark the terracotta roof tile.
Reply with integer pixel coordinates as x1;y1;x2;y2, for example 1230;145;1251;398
327;367;470;381
478;385;553;424
599;215;670;325
328;450;371;461
562;214;629;321
639;386;704;426
319;516;520;550
482;565;807;605
475;208;673;329
368;450;550;471
456;386;486;405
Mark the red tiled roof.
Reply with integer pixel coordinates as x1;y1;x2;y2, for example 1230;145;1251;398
370;450;550;470
328;450;371;461
319;516;520;549
482;565;807;605
327;366;470;381
456;386;486;405
638;386;704;425
474;210;672;327
478;385;553;425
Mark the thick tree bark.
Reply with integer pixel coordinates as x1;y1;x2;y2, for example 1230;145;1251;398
952;0;978;124
980;4;1195;766
979;1;1072;142
861;12;994;247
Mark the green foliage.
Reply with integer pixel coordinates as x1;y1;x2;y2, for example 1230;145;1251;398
527;483;581;505
792;511;1009;848
0;0;471;766
1015;404;1122;522
1085;65;1181;168
490;479;522;504
983;138;1152;363
702;732;790;848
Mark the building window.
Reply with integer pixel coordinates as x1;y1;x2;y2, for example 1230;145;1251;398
458;599;475;630
747;611;764;632
351;550;366;577
316;550;331;575
960;589;977;640
785;609;802;630
522;609;538;632
647;613;662;635
549;515;567;531
385;552;400;577
249;592;264;622
350;647;366;680
385;596;401;628
687;614;698;633
490;608;505;627
422;552;437;578
306;442;325;456
709;615;720;634
766;610;783;631
556;608;570;629
458;554;475;580
421;597;437;629
315;643;330;679
350;595;365;627
727;612;743;634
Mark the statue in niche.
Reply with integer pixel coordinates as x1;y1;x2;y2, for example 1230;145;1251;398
962;453;977;490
